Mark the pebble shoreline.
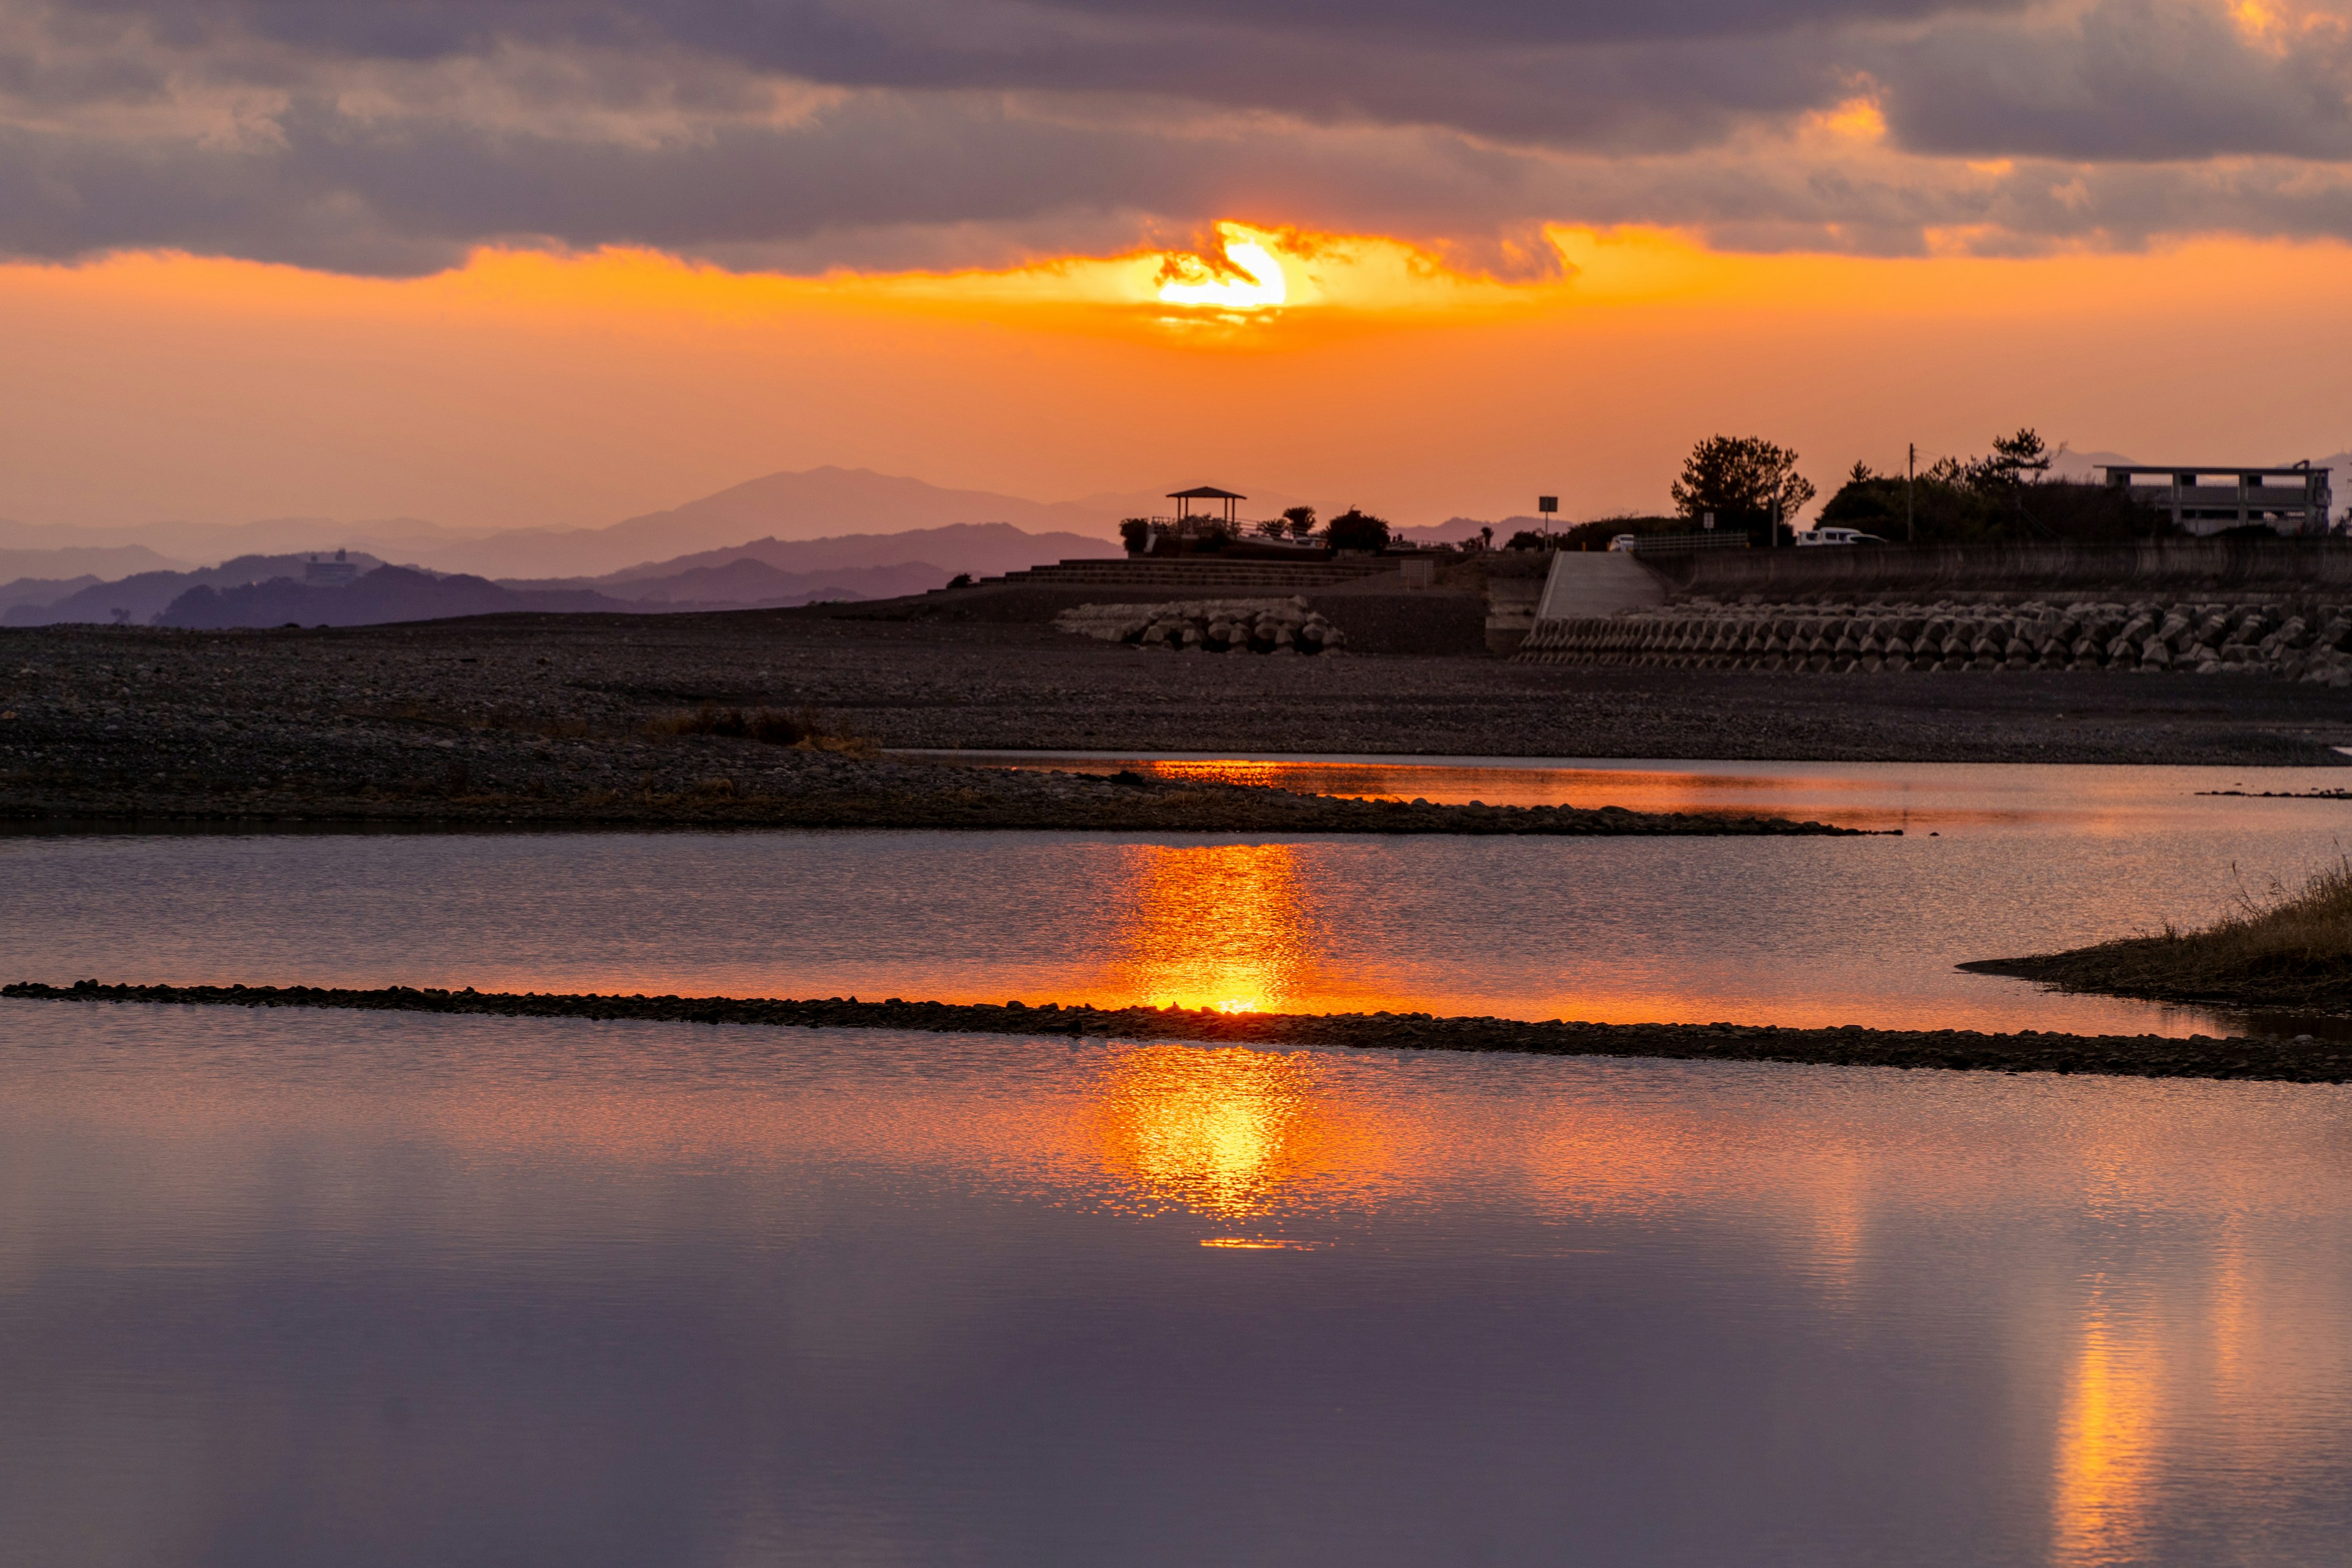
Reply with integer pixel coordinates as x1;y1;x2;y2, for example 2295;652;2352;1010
12;981;2348;1085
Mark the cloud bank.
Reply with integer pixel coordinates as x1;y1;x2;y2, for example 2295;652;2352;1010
4;0;2351;274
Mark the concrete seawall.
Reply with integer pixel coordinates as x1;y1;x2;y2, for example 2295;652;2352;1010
1650;538;2352;601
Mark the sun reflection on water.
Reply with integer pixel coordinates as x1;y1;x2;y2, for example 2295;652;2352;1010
2051;1292;2160;1567
1093;1044;1335;1218
1090;841;1327;1014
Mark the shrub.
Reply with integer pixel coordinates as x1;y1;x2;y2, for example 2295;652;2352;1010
1325;507;1390;552
1819;429;2169;545
646;703;868;752
1118;517;1152;554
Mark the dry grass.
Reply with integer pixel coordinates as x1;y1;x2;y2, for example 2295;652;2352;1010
1967;855;2352;1011
644;704;874;755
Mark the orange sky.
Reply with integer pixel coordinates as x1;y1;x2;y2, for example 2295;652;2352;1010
6;224;2351;534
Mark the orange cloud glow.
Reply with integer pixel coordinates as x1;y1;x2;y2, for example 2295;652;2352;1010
3;226;2350;535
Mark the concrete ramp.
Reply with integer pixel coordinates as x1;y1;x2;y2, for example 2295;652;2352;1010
1538;551;1667;619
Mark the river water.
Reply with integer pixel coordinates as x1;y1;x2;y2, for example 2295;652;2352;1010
2;1003;2347;1566
7;759;2352;1036
4;760;2351;1564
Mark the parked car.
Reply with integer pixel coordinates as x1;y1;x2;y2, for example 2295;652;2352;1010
1796;527;1888;547
1607;533;1640;552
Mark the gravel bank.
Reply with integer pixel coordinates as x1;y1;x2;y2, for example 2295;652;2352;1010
4;608;2348;806
13;981;2349;1084
0;619;1858;831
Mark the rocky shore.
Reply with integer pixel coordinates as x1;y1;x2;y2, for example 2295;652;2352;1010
0;623;1855;831
5;608;2349;792
11;980;2348;1084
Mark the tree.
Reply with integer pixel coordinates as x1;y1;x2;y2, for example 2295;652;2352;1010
1118;517;1152;554
1255;516;1289;539
1325;507;1390;552
1818;429;2158;545
1670;436;1817;535
1281;505;1317;540
1966;428;2053;492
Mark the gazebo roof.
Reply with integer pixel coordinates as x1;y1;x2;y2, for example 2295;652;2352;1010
1167;485;1246;500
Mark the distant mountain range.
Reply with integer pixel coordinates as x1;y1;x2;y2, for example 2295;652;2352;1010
0;467;1318;581
509;524;1115;590
5;553;392;627
4;518;1137;630
156;567;631;630
432;469;1132;581
0;513;1134;628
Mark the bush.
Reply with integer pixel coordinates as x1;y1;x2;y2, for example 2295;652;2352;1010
646;704;867;751
1325;507;1390;552
1118;517;1151;554
1820;459;2168;546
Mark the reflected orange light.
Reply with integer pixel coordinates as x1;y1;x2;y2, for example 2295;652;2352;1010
1092;840;1322;1014
1088;1042;1389;1219
2051;1298;2160;1568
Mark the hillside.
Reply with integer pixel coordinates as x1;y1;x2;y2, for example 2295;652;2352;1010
428;469;1129;578
4;554;391;627
156;567;629;629
548;523;1112;586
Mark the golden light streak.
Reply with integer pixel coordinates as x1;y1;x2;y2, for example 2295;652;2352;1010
2051;1297;2161;1568
1088;1044;1373;1219
1091;841;1321;1016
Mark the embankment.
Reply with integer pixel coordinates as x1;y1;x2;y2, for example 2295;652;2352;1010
1646;536;2352;603
10;981;2349;1084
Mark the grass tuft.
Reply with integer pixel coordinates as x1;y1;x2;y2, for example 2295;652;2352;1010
644;703;874;756
1966;854;2352;1012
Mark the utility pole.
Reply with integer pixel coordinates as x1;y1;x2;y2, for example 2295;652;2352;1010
1906;443;1916;545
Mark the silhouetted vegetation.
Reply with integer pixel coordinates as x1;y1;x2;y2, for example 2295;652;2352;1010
646;704;870;753
1970;856;2352;1012
1821;428;2168;544
1325;507;1391;552
1671;436;1815;545
1118;517;1151;553
1281;505;1318;540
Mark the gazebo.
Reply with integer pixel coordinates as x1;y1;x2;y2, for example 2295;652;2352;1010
1167;486;1246;528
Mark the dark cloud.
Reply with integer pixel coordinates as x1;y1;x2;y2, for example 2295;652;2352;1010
1875;0;2352;160
62;0;2022;57
2;0;2351;273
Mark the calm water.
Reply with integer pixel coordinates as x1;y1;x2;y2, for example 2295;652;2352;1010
7;759;2352;1036
2;1002;2346;1566
6;763;2352;1563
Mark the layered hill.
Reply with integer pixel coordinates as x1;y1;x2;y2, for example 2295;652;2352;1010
5;554;391;627
156;567;628;629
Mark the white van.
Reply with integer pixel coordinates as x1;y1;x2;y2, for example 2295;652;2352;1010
1607;533;1640;552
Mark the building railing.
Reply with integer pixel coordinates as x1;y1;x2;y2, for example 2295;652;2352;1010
1629;530;1752;555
